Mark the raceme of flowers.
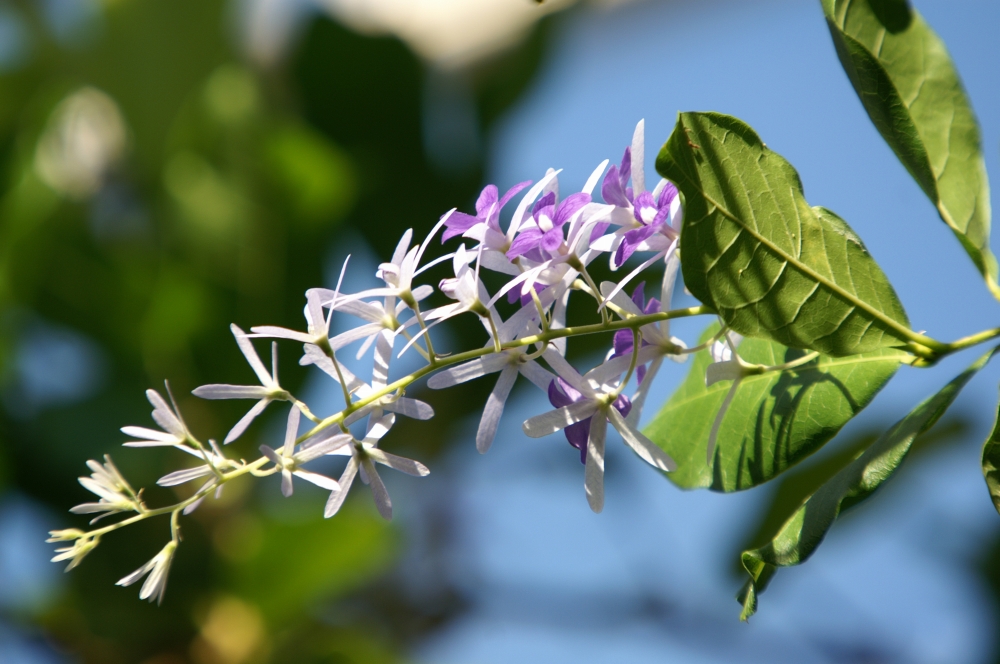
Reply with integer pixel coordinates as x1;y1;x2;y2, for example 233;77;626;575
49;119;733;604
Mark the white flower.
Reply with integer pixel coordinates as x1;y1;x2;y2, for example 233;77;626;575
48;530;98;571
121;386;191;448
522;352;676;513
154;439;237;515
250;289;334;349
70;455;143;522
427;299;555;453
313;284;432;359
330;220;451;314
324;413;430;521
597;254;689;424
259;408;346;497
116;541;177;605
192;324;290;443
705;331;748;464
437;243;487;313
300;342;434;423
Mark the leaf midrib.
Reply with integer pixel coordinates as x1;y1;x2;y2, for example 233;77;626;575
687;165;913;342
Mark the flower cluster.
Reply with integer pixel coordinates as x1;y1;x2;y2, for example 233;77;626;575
49;120;726;604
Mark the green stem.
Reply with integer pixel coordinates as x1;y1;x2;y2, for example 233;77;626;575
942;327;1000;354
72;303;717;544
299;304;714;443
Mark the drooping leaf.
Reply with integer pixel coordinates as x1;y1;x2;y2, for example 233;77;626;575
742;416;968;558
981;389;1000;516
656;112;912;357
821;0;998;299
738;346;997;621
646;324;906;492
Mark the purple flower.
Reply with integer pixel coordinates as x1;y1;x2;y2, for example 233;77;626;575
506;191;592;261
547;377;631;465
442;181;531;243
609;283;660;384
613;184;678;268
601;147;634;208
523;350;678;513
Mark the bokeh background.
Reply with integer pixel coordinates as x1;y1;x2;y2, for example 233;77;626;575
1;0;1000;662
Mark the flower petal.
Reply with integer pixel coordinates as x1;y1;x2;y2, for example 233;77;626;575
157;465;213;487
223;398;271;444
324;457;359;518
630;119;645;195
476;364;518;454
517;359;556;391
607;407;676;472
231;324;273;386
366;448;430;477
361;458;392;520
385;397;434;420
585;413;607;514
522;400;598;438
293;469;341;491
427;354;508;389
192;384;270;400
248;326;312;344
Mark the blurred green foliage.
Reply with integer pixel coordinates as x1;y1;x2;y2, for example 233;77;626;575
0;0;551;661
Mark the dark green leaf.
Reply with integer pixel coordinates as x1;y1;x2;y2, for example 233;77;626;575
741;416;968;557
821;0;998;298
646;324;906;492
657;112;912;357
738;346;997;620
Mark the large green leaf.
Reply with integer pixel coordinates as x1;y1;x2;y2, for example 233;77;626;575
657;112;912;357
738;346;997;621
646;324;906;492
821;0;998;299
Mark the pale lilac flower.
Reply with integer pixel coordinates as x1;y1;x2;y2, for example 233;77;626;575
324;413;430;521
259;408;345;497
589;121;683;293
121;387;190;449
116;540;177;605
427;299;555;453
608;282;664;385
506;191;592;262
613;184;679;268
192;324;290;444
70;455;142;522
442;180;532;245
522;352;676;512
488;163;611;309
598;267;688;423
545;376;632;466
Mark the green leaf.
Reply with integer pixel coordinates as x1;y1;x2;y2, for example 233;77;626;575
656;112;913;357
821;0;998;299
646;324;906;492
981;388;1000;516
738;346;997;621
